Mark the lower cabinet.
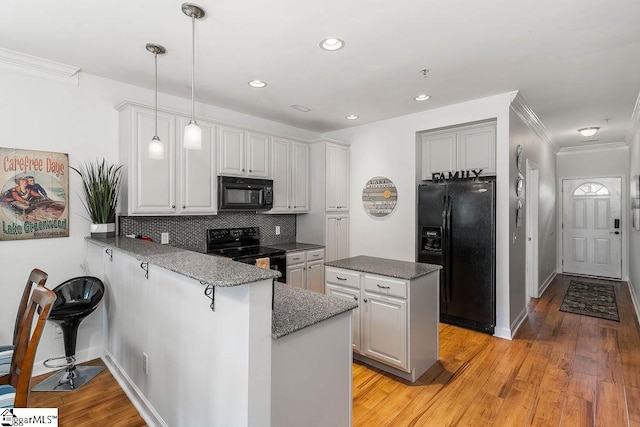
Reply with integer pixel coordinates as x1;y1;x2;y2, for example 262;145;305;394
286;248;325;293
325;266;439;382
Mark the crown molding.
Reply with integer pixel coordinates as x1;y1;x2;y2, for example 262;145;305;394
626;90;640;145
509;90;558;153
557;141;629;155
0;47;80;84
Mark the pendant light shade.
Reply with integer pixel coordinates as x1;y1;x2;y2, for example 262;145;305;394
146;43;166;160
182;3;205;150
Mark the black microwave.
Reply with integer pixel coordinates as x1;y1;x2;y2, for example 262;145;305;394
218;176;273;211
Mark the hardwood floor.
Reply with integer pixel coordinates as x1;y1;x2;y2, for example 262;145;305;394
26;274;640;426
353;274;640;426
29;359;146;426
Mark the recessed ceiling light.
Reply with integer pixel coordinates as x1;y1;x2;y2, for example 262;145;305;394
320;38;345;51
345;114;359;120
248;80;267;88
291;104;312;112
414;94;431;101
577;127;600;137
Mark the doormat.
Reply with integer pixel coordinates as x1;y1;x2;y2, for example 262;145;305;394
560;280;619;322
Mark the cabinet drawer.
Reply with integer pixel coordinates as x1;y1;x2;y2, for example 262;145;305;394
364;275;407;299
325;267;360;289
306;248;324;262
286;251;306;265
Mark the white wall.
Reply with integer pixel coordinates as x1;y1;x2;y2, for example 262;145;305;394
0;65;319;372
324;92;515;338
556;146;630;280
508;109;557;323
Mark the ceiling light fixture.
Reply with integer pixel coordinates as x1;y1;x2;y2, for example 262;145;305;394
320;38;345;51
345;114;359;120
182;3;205;150
146;43;166;160
414;94;431;101
578;127;600;137
290;104;312;112
248;80;267;88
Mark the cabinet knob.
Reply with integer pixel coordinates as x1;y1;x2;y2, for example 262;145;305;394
172;205;176;208
363;298;368;303
242;168;245;172
182;205;186;209
353;295;358;301
288;206;291;209
249;169;252;172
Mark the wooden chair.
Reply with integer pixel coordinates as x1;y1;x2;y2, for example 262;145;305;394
0;269;48;378
0;286;56;408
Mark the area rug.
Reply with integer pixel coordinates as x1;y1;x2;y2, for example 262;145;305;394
560;280;619;321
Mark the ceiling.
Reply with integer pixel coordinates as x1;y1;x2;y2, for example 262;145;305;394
1;0;639;149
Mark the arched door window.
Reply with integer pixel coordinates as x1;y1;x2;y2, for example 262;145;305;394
573;182;610;196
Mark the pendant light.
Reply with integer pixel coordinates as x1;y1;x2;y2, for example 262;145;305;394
182;3;205;150
146;43;166;160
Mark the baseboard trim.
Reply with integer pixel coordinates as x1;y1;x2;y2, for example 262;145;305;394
493;326;512;340
102;350;167;427
628;280;640;321
539;271;557;297
32;345;104;377
509;308;527;339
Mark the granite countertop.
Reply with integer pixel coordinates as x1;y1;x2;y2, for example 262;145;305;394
265;242;325;252
87;236;280;287
325;255;441;280
271;282;357;339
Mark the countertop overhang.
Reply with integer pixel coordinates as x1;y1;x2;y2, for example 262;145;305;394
325;255;441;280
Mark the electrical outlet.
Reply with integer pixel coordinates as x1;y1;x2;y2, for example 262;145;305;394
161;232;169;244
142;352;149;375
275;226;281;235
53;325;63;340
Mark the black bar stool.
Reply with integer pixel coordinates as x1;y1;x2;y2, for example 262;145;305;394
32;276;105;392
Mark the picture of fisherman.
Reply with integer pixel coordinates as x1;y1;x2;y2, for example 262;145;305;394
2;176;44;209
25;175;48;198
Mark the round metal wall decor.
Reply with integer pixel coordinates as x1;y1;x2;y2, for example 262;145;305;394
362;176;397;217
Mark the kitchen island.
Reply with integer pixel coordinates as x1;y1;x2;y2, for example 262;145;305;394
85;237;355;427
325;255;440;382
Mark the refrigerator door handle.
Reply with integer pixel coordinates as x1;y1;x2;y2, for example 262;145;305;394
441;194;449;309
446;195;453;302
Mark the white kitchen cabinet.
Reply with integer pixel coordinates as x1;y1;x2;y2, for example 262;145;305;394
325;142;350;211
117;102;216;216
326;283;361;352
218;126;270;178
325;265;439;382
286;248;325;293
421;122;496;180
270;137;309;213
326;215;349;262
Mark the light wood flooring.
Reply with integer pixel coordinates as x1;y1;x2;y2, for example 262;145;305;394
27;274;640;426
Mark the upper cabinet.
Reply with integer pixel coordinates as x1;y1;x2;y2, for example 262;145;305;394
118;103;217;216
325;142;350;212
421;122;496;180
218;126;270;178
270;137;309;213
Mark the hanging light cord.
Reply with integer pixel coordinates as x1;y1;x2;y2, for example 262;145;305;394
190;14;196;122
154;51;159;137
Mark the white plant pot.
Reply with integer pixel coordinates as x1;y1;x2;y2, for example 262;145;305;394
90;223;116;238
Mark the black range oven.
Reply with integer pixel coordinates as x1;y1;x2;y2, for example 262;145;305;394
205;227;286;282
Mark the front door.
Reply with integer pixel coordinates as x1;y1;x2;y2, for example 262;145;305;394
562;177;622;279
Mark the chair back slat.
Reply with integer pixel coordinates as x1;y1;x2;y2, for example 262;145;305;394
9;286;56;408
13;269;48;346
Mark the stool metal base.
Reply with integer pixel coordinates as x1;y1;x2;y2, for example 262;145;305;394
32;365;105;392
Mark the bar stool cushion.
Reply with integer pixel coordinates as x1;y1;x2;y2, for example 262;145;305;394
0;345;12;374
0;384;15;408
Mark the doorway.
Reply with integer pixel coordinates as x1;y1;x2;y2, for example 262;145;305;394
526;161;540;298
561;177;622;279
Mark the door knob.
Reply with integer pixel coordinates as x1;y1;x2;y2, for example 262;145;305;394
611;231;620;235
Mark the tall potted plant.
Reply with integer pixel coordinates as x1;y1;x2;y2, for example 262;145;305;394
72;159;123;238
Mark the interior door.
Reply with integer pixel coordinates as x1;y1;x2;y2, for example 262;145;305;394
562;177;622;279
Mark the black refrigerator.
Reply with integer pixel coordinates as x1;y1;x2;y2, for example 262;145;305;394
417;179;496;334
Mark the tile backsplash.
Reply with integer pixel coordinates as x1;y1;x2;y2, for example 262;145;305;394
119;213;296;250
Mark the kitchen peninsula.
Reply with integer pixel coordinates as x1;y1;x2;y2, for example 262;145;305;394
85;237;356;427
325;255;440;382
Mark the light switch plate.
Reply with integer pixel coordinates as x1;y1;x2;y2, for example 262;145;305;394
161;232;169;244
275;226;281;235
